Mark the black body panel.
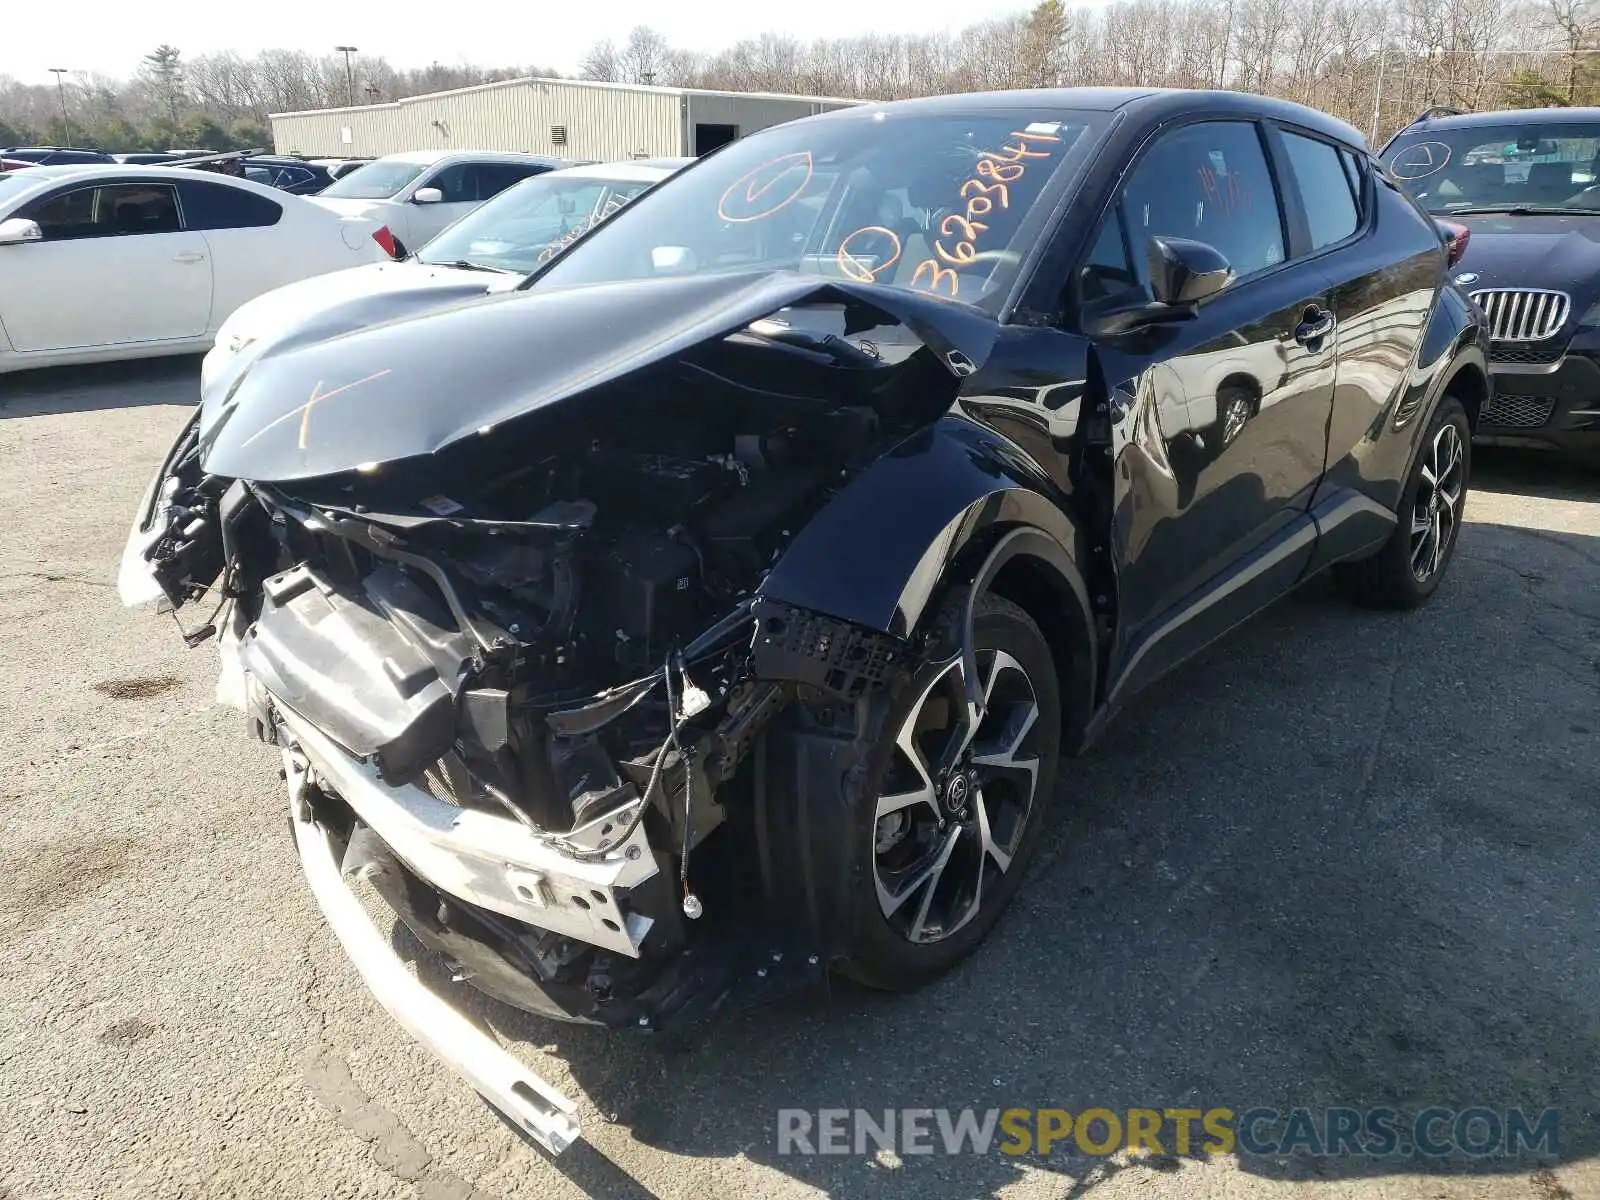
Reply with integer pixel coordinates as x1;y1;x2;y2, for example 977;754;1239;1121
240;563;474;782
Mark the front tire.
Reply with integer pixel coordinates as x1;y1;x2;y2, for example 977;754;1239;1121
1334;395;1471;609
836;594;1062;991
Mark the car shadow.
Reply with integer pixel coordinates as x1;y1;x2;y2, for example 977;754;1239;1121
372;514;1600;1196
1474;444;1598;501
0;355;201;417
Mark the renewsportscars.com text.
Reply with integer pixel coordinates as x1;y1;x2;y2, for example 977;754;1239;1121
777;1106;1561;1159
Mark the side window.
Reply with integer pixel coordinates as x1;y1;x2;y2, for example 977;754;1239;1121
1339;149;1368;216
424;163;475;203
1282;131;1360;251
176;179;283;230
96;184;181;235
477;163;548;198
26;186;98;238
1120;120;1286;280
1079;208;1136;303
24;183;180;239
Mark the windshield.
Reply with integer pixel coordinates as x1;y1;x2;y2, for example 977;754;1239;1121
1384;123;1600;213
320;159;428;200
417;172;661;272
532;108;1101;310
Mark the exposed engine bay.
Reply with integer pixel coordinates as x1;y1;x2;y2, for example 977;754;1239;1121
224;389;892;834
122;289;966;1061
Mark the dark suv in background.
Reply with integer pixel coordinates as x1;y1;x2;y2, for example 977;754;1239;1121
0;145;115;165
1383;106;1600;461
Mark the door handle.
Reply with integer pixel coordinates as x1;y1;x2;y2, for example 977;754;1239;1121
1294;306;1335;345
172;252;206;264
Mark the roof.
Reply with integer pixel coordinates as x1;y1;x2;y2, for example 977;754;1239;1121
1399;106;1600;133
628;156;698;170
372;148;575;167
0;163;310;201
796;87;1367;148
269;74;862;119
548;160;685;183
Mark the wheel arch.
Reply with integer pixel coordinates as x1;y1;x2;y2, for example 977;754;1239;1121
1443;358;1488;431
758;417;1101;748
971;532;1099;753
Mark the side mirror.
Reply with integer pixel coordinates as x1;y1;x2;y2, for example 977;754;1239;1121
1434;218;1470;268
413;187;443;204
1079;236;1233;337
1147;235;1234;306
651;245;698;275
0;217;42;246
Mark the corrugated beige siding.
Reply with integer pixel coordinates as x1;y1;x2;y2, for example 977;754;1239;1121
271;78;681;159
271;78;864;160
683;93;856;145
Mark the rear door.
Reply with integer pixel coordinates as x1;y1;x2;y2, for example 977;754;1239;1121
1293;137;1443;504
175;177;292;330
1083;118;1339;700
3;180;211;352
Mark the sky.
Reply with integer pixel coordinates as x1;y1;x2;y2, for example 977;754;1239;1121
1;0;1040;83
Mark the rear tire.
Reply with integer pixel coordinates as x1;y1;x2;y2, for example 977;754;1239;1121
836;593;1062;992
1334;395;1471;610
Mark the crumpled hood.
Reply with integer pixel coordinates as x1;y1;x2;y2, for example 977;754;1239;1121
198;271;999;483
1453;214;1600;301
221;260;521;343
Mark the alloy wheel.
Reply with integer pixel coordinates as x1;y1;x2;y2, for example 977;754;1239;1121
871;649;1043;945
1410;421;1465;582
1220;393;1251;445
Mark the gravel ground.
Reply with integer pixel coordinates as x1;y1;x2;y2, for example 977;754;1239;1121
1;356;1596;1200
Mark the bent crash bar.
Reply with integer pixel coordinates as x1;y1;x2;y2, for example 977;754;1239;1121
284;741;584;1154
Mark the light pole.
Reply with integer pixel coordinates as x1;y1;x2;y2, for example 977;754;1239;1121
48;67;70;122
335;46;358;107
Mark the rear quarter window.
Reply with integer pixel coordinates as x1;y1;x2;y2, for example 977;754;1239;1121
177;179;283;230
1280;131;1360;250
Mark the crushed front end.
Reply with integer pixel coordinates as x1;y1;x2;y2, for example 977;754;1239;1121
117;281;976;1151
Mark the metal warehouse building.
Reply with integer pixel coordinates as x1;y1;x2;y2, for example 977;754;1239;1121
269;76;861;160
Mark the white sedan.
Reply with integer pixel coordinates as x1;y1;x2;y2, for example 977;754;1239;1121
309;150;577;258
202;159;688;392
0;165;393;374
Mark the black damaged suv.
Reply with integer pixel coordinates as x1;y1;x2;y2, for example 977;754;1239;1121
122;88;1489;1151
1384;105;1600;460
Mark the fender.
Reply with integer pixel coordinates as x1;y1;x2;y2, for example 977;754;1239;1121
759;414;1099;739
1396;288;1490;482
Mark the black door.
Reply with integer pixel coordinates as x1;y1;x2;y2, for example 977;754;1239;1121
1078;119;1338;702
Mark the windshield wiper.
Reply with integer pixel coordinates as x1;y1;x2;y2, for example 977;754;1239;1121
417;258;514;274
1438;204;1588;216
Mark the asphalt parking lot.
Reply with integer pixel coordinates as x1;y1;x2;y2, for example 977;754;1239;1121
2;356;1597;1200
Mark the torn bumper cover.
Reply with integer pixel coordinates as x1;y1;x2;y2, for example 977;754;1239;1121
285;755;583;1154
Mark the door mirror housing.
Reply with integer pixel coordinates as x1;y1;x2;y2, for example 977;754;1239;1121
1080;236;1234;337
1147;235;1234;306
0;217;43;246
651;245;698;275
413;187;444;204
